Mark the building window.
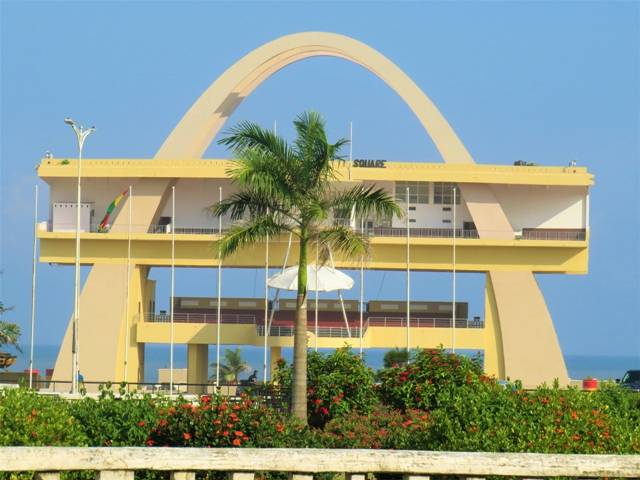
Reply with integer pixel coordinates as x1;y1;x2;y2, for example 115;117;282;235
395;181;429;204
433;182;461;205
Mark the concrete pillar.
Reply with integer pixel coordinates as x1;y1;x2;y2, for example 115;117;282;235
187;344;208;394
269;346;283;381
485;271;569;388
483;272;505;380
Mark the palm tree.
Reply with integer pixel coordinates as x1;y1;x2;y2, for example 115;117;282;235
0;302;21;352
211;111;401;422
210;347;251;383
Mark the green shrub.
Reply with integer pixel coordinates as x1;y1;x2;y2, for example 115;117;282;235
147;393;313;448
424;382;640;454
69;384;166;446
0;388;87;446
321;405;430;449
376;348;487;411
273;347;379;427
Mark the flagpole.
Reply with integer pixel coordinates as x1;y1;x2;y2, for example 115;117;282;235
215;186;222;388
315;244;319;352
28;184;38;389
359;217;364;357
262;224;269;383
452;186;457;354
406;187;411;355
348;121;353;181
169;185;175;395
124;185;132;382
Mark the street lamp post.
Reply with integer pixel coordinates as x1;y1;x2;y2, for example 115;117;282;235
64;118;95;395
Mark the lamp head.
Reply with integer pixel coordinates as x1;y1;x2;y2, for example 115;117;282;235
64;117;75;126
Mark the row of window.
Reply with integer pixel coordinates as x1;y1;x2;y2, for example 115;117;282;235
394;182;461;205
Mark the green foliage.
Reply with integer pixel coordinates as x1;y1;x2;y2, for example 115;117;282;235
210;348;251;383
147;393;312;448
0;388;87;446
0;301;21;352
382;348;409;368
0;362;638;456
321;406;431;449
68;385;166;446
273;347;379;427
377;347;486;411
424;382;640;454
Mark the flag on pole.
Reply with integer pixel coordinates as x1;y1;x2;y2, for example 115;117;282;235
98;188;129;232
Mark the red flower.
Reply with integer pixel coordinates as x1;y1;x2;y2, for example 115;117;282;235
159;419;168;427
232;438;241;446
275;423;284;433
402;419;413;428
232;404;241;411
223;430;229;436
31;409;38;417
146;439;155;446
137;421;146;427
200;395;211;404
570;411;578;420
234;430;244;437
320;407;329;416
183;432;192;441
314;399;322;405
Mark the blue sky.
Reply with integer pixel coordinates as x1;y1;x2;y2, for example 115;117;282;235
1;1;638;357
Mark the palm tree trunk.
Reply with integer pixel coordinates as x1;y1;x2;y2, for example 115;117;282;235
291;235;308;422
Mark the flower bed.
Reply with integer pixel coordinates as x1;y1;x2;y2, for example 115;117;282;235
0;348;638;455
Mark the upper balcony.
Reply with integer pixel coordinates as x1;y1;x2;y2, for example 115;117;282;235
36;158;593;273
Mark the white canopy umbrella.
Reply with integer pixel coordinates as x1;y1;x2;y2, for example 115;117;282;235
267;264;354;338
267;264;354;292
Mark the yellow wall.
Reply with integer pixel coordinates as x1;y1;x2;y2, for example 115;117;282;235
38;232;589;274
39;158;594;187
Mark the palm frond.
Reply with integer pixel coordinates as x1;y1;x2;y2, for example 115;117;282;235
0;321;21;352
316;226;369;263
330;184;402;221
218;120;290;162
210;190;272;221
218;216;292;258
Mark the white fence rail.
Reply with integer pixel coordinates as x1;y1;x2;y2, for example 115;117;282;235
1;447;639;477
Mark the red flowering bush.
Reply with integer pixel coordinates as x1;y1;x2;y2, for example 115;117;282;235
69;384;164;446
377;347;488;411
147;393;311;448
321;406;430;449
273;347;379;427
424;382;640;454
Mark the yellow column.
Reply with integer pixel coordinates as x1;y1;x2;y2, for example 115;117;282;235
187;344;209;394
269;346;283;381
483;272;505;379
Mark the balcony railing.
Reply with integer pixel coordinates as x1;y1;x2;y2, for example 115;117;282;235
41;221;586;241
1;447;639;478
145;313;483;332
256;325;363;338
367;316;484;329
145;313;255;324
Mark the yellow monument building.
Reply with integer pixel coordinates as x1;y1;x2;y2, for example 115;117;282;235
36;32;593;391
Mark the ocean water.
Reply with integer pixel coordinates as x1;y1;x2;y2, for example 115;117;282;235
6;344;639;384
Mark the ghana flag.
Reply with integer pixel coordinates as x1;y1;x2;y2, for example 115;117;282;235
98;188;129;232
